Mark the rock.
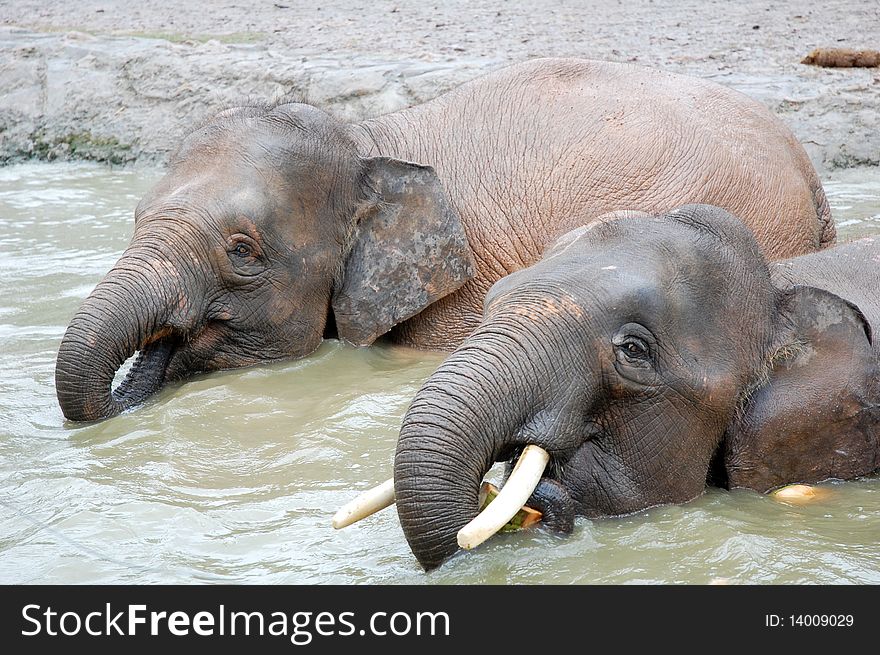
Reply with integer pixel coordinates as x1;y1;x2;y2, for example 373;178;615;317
0;19;878;172
0;27;497;165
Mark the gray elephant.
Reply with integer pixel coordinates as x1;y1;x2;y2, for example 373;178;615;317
56;58;835;422
351;206;876;570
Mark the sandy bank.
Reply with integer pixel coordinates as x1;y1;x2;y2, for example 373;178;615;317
1;0;878;171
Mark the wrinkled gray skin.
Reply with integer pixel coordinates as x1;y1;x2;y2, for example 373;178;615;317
56;58;834;422
726;236;880;491
394;206;879;570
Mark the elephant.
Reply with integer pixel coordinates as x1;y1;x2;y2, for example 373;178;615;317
725;235;880;491
55;57;836;422
368;205;878;570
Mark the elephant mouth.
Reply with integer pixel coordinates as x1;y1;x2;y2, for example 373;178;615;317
111;333;180;411
333;444;559;549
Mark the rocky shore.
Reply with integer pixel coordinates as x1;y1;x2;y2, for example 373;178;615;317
1;0;878;172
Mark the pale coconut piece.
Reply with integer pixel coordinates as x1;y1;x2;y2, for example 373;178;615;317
478;482;543;531
771;483;833;504
457;445;549;550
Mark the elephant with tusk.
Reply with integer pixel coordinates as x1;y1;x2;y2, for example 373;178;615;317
338;207;879;570
56;58;835;422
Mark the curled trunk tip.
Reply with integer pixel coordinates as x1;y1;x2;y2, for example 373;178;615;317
55;261;179;422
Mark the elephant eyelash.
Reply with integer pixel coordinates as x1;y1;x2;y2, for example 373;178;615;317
615;337;651;362
624;342;646;357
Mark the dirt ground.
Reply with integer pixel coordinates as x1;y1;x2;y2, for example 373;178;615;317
0;0;878;171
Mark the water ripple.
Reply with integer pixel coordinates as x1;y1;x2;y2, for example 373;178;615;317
0;162;878;584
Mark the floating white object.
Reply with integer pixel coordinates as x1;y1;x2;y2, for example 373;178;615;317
771;484;831;504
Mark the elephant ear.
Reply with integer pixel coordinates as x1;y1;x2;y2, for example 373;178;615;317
331;157;475;346
723;285;880;492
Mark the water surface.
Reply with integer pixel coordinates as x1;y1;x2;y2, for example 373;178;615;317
1;162;878;584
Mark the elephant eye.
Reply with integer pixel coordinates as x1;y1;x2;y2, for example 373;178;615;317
615;337;648;359
225;234;266;278
624;340;647;357
612;334;652;365
612;324;657;385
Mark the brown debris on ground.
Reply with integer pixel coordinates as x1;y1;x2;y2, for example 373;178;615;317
802;48;880;68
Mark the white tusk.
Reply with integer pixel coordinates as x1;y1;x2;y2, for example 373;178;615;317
332;478;395;529
457;445;550;550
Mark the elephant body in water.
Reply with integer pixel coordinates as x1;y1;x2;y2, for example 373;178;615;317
725;236;880;492
56;58;834;421
390;208;878;570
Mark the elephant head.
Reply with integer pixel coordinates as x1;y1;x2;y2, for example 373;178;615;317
389;205;878;570
55;102;474;421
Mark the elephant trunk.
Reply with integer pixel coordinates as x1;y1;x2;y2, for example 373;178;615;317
394;325;549;570
55;242;197;422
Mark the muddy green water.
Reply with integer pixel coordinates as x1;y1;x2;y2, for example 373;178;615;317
1;163;879;584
